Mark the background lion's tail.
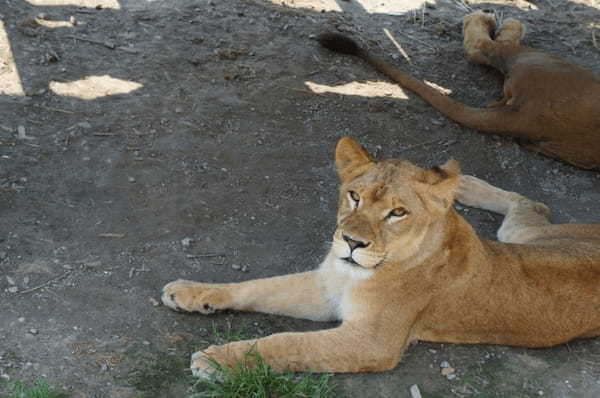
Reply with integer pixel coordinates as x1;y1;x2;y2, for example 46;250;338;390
316;33;521;136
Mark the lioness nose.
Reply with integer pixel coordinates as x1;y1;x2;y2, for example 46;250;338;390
343;234;369;251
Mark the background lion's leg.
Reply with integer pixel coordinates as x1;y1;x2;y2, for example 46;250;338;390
495;18;526;44
462;11;497;66
456;175;551;244
162;271;338;321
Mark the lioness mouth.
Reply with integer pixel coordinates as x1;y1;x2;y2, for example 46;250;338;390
342;257;361;267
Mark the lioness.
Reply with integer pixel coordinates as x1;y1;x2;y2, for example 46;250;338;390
318;11;600;170
162;137;600;377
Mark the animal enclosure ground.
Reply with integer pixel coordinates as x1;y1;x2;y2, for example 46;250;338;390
1;0;599;396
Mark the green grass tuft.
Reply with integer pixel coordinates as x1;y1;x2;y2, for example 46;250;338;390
4;379;67;398
190;349;337;398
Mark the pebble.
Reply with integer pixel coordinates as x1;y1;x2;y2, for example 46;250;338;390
7;287;18;293
231;264;241;270
69;16;77;26
29;328;38;335
77;121;92;129
18;317;25;323
440;360;450;368
149;297;160;307
17;125;31;140
409;384;423;398
128;177;136;183
181;238;192;248
241;265;248;272
441;367;455;376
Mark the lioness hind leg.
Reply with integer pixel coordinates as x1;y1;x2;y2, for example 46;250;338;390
457;175;551;244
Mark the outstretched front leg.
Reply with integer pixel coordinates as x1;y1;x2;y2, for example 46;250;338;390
162;271;337;322
191;319;411;378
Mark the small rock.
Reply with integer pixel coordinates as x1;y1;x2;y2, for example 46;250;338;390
149;297;160;307
37;13;49;20
241;265;248;272
7;287;18;293
18;317;25;323
6;276;15;285
69;16;77;26
62;264;73;270
181;238;192;248
441;367;455;376
17;125;33;140
128;177;136;183
142;340;150;345
23;276;29;285
446;373;457;380
440;360;450;368
175;107;183;114
428;349;437;354
231;264;241;270
29;328;38;335
409;384;423;398
77;121;92;129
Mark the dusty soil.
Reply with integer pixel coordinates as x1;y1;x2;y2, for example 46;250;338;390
1;0;599;396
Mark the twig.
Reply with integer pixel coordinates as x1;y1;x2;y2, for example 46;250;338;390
66;35;139;54
384;28;411;63
97;233;125;238
66;34;115;49
399;138;455;153
33;104;75;114
17;272;71;295
186;253;226;258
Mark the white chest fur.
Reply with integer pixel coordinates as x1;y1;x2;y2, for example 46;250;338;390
318;253;374;319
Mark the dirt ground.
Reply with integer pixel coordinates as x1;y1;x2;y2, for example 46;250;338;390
1;0;599;396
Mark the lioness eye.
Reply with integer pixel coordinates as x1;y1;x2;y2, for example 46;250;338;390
348;190;360;203
389;207;409;218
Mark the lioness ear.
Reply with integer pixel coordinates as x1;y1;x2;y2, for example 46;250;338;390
335;137;373;182
414;159;461;213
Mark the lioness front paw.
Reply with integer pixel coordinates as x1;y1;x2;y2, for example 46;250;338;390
190;349;217;379
161;279;231;314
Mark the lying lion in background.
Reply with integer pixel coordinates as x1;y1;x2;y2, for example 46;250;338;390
318;11;600;170
162;137;600;377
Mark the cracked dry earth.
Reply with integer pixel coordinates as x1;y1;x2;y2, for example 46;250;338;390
1;0;600;397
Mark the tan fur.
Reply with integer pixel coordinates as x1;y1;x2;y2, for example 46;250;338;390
319;11;600;169
162;137;600;377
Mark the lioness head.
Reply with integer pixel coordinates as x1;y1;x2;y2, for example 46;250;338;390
332;137;461;269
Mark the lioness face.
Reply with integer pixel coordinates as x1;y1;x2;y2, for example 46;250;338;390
332;137;460;270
